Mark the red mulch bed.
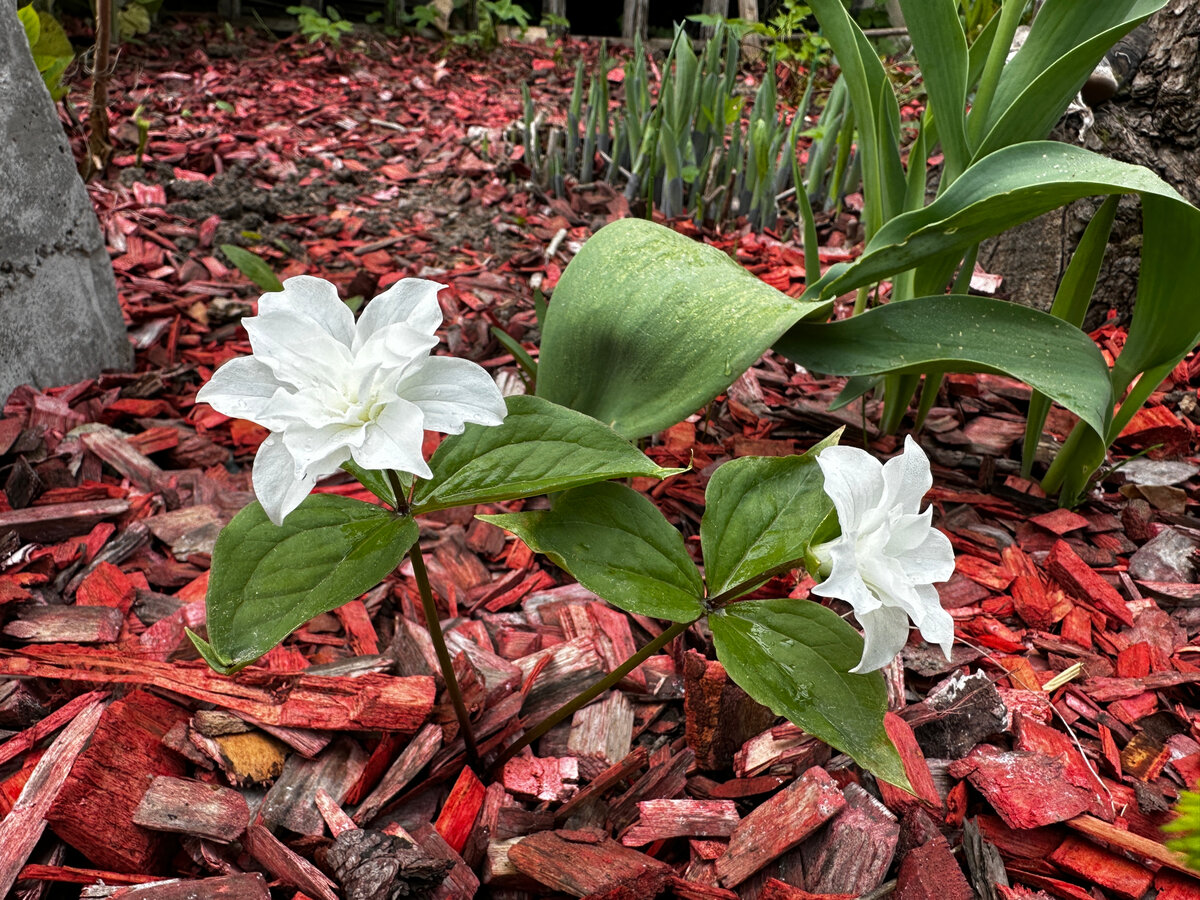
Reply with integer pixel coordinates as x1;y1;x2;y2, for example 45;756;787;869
3;19;1200;900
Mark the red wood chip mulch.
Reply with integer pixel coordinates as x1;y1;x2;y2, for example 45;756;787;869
3;20;1200;900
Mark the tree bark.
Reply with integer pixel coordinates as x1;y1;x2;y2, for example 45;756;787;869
978;0;1200;330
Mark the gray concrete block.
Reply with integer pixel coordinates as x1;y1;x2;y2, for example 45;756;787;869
0;4;132;402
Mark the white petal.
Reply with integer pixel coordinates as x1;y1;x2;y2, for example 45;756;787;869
352;397;432;478
244;311;354;389
253;434;320;525
397;356;507;434
812;538;883;616
910;583;955;660
355;278;445;348
881;435;933;515
283;421;364;470
816;445;886;530
196;356;287;423
354;322;439;373
259;276;356;348
893;521;956;585
851;605;913;673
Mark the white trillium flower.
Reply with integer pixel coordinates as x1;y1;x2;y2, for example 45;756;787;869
810;435;956;674
196;275;507;525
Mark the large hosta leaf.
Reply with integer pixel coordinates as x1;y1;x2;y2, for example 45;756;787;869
480;482;705;622
775;295;1113;445
194;495;416;672
710;598;908;788
537;218;830;440
413;395;682;513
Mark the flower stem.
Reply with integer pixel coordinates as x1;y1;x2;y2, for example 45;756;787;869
386;469;479;768
489;618;691;775
409;543;480;767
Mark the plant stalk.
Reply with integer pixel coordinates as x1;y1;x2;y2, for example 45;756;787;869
490;618;691;773
387;470;479;767
966;0;1026;148
83;0;114;179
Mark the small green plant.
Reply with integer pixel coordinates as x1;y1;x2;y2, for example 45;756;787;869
1165;789;1200;870
403;1;442;30
131;104;151;166
691;0;831;68
453;0;531;49
18;4;74;102
287;5;354;45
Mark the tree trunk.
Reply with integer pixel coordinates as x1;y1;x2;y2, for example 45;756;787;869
0;3;131;401
978;0;1200;330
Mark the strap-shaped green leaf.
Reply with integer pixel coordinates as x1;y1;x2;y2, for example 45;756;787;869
413;395;682;513
199;495;417;672
776;295;1112;445
481;482;705;622
710;599;909;789
701;440;837;600
899;0;969;181
537;218;830;440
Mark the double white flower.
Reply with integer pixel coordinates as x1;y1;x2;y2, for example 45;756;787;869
812;436;956;673
197;276;506;525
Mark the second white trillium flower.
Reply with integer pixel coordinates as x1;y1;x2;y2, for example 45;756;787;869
197;275;507;525
811;435;955;674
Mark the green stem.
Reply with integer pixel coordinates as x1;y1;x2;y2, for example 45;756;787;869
966;0;1026;149
490;618;691;774
387;470;479;768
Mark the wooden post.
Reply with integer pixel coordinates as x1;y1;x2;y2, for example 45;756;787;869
737;0;761;56
699;0;726;38
622;0;647;42
545;0;566;32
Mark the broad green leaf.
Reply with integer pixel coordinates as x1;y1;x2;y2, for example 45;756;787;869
710;599;909;788
537;218;829;440
898;0;968;180
203;495;416;671
775;295;1112;445
18;5;39;45
33;10;73;57
413;394;682;513
701;436;839;599
480;482;705;622
810;142;1193;300
979;0;1164;154
220;244;284;293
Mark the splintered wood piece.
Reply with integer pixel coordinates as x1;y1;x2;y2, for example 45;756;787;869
77;874;270;898
715;766;847;888
877;712;942;815
260;737;367;836
559;602;647;691
1015;714;1112;819
445;629;521;704
514;636;606;723
80;426;171;494
0;690;108;768
620;799;740;846
507;829;671;897
607;747;695;832
0;498;130;542
353;722;442;826
894;832;974;900
132;775;249;842
568;690;634;766
434;766;486;854
1049;835;1153;899
1047;540;1134;627
760;880;854;899
666;874;740;899
0;650;436;733
3;605;124;643
412;822;480;900
244;821;338;900
0;696;104;896
1067;814;1200;878
801;783;899;895
314;787;357;837
16;863;162;886
46;691;190;873
684;651;776;771
1156;869;1200;900
732;722;828;779
501;755;579;802
948;745;1096;829
555;745;649;825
